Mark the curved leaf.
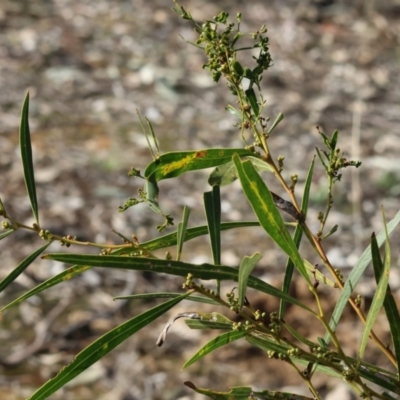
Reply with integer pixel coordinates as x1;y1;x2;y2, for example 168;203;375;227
28;293;190;400
42;253;313;312
19;92;39;225
0;242;51;294
183;330;247;369
144;148;257;182
143;148;260;215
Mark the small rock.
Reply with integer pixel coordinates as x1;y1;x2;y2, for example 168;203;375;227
325;383;355;400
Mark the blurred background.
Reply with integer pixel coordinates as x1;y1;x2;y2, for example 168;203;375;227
0;0;399;399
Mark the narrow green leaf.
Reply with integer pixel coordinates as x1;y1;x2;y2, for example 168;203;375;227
1;265;93;312
279;157;314;318
238;252;262;309
371;232;400;371
185;312;233;330
185;320;232;330
137;111;157;160
315;147;328;172
0;242;51;294
19;92;39;225
267;112;284;135
176;206;191;261
356;359;398;379
28;293;189;400
182;330;247;369
325;210;400;344
42;254;313;312
0;229;15;241
203;185;221;265
139;221;261;252
356;367;400;395
322;224;338;240
330;130;339;152
359;209;391;360
232;154;310;284
114;292;220;306
245;87;259;117
318;131;331;149
185;382;314;400
146;117;160;155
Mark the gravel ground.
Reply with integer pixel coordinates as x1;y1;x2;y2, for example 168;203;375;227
0;1;400;399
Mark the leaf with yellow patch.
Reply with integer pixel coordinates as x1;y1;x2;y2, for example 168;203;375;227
232;154;310;283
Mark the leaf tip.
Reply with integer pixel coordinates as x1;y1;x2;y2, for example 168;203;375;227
184;381;196;389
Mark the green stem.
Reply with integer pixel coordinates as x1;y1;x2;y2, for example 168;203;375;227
318;174;334;237
12;219;156;257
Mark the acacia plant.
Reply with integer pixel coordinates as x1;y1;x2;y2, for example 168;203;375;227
1;2;400;399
